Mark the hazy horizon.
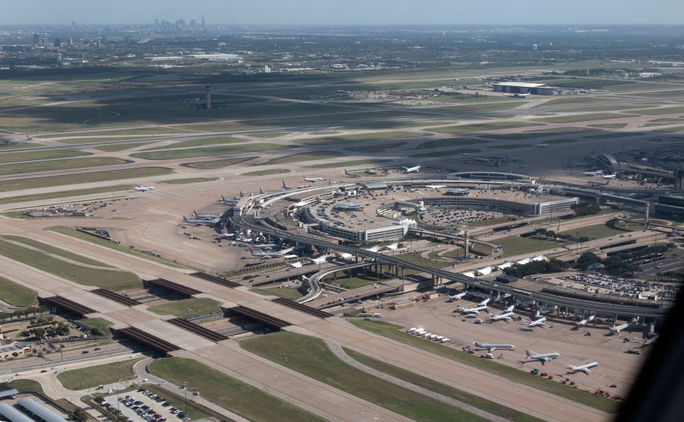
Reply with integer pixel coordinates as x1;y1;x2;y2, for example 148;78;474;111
1;0;683;26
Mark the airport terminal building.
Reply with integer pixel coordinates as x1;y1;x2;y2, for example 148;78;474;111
493;82;564;96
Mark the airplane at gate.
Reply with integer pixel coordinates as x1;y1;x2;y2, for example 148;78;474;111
250;247;294;259
473;342;515;352
567;362;598;374
193;210;221;220
527;316;547;327
455;298;489;315
183;216;218;225
523;350;560;365
489;310;514;322
448;292;466;302
577;315;595;327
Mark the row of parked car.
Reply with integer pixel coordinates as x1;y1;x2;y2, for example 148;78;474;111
101;388;189;422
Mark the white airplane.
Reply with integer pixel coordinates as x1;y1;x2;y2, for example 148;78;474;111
366;245;379;253
637;336;658;347
576;315;595;328
219;231;235;239
182;216;218;225
250;243;280;250
384;242;399;251
448;292;466;302
602;173;617;179
402;164;421;173
524;350;560;365
219;195;239;205
250;247;294;259
426;184;446;189
610;322;629;335
192;210;221;220
567;362;599;375
282;180;294;190
344;169;361;178
527;316;547;328
489;310;515;322
473;342;516;352
583;170;603;176
456;299;489;315
133;185;154;192
303;176;325;182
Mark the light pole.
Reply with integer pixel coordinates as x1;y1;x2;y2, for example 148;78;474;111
182;382;187;416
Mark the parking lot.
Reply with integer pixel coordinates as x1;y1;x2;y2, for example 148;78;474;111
103;388;195;422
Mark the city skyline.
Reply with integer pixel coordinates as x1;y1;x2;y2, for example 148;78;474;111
1;0;683;25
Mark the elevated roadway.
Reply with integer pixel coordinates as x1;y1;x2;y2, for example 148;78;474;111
231;214;669;319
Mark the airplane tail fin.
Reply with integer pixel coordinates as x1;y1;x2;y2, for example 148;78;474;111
183;216;188;222
525;350;534;358
220;195;226;202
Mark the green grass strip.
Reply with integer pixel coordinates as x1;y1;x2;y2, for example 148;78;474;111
131;143;279;160
159;177;219;184
48;226;195;270
345;348;544;422
241;169;291;176
0;237;141;291
0;276;38;306
2;235;114;267
241;331;488;422
0;185;130;205
149;357;326;422
57;358;139;390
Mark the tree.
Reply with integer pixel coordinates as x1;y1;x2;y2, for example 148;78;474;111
32;327;45;338
575;251;601;270
73;407;88;422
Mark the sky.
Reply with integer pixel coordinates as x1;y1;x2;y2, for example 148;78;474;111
1;0;683;25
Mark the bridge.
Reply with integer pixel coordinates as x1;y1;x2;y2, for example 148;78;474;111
230;214;669;320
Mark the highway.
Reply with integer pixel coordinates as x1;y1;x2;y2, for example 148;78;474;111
232;213;670;319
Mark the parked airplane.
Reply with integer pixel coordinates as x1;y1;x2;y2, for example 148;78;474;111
610;322;630;335
133;185;154;192
448;292;467;302
250;243;280;250
281;180;294;190
182;216;218;225
344;169;361;178
219;231;235;239
588;180;610;186
527;316;547;328
473;342;516;352
576;315;595;327
304;176;325;182
193;211;221;220
602;173;617;179
567;362;599;375
455;299;490;315
402;164;421;173
219;195;239;205
426;184;446;189
583;170;603;176
523;350;560;365
489;310;514;322
250;247;295;259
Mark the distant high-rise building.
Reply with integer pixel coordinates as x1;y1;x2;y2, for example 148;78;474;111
32;33;40;46
155;18;159;25
56;52;62;64
53;38;61;47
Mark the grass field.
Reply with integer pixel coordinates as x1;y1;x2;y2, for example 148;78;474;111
0;276;37;306
345;141;406;153
241;168;291;176
396;252;453;269
0;157;129;177
149;357;326;422
159;177;219;184
295;131;422;144
0;238;141;290
537;113;628;123
345;348;543;422
558;223;633;240
350;320;617;413
57;358;139;390
630;106;684;115
147;298;222;319
148;136;244;150
48;226;195;270
413;138;485;149
429;122;539;134
323;268;389;289
467;216;516;227
241;332;487;422
304;159;392;169
497;237;558;258
0;142;44;150
0;185;131;205
487;144;530;150
79;317;113;335
252;286;304;300
0;149;87;164
183;156;258;169
0;167;173;192
412;148;480;158
2;235;114;267
249;132;286;138
262;151;343;165
93;142;152;152
132;143;279;160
